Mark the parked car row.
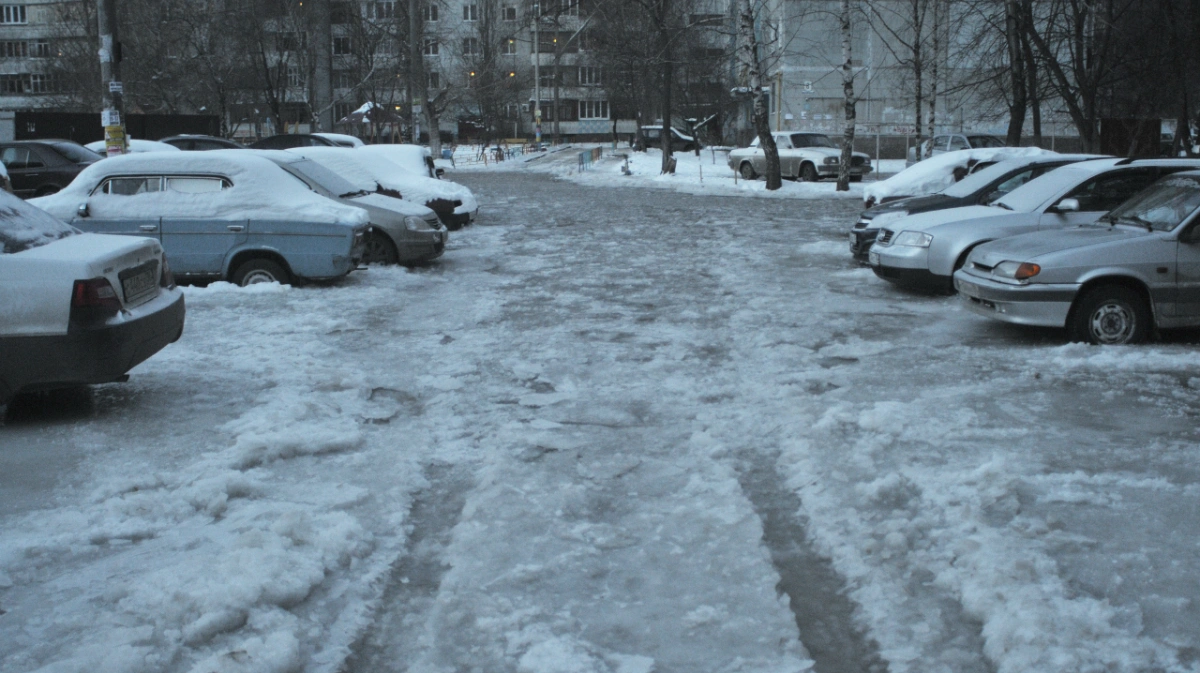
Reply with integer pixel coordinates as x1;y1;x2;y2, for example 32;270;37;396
1;139;477;405
849;156;1200;344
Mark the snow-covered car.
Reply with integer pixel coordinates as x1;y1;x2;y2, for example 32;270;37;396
256;150;446;265
639;125;697;152
159;135;245;151
30;151;369;286
354;145;478;229
313;132;365;148
84;138;183;155
0;140;100;196
869;158;1200;293
289;146;478;231
864;147;1058;207
727;132;871;182
0;190;184;405
906;133;1005;167
954;171;1200;344
849;153;1101;261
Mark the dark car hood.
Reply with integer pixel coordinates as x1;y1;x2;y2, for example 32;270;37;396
862;194;960;220
971;225;1150;267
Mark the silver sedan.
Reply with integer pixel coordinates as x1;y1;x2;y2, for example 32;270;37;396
868;158;1200;293
954;171;1200;344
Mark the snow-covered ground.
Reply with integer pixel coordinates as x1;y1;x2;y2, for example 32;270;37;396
3;165;1200;673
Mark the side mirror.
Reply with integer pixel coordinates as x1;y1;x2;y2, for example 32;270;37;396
1053;198;1081;213
76;202;89;218
435;167;445;179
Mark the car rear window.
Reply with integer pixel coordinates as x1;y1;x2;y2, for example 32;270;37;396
48;141;103;164
0;190;78;253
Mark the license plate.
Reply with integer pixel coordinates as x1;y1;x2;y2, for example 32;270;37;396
868;250;880;266
121;265;158;305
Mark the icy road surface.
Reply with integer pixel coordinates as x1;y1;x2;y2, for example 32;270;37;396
3;168;1200;673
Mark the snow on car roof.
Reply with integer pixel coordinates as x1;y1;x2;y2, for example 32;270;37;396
356;144;433;177
290;146;477;215
83;138;183;155
864;147;1056;205
313;132;364;148
31;150;369;226
0;187;78;254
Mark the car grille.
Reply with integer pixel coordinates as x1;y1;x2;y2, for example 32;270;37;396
876;229;895;246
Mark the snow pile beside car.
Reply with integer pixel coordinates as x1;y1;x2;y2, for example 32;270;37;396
864;147;1055;206
31;150;368;226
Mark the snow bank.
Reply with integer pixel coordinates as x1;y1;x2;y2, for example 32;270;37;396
863;147;1056;206
30;150;369;227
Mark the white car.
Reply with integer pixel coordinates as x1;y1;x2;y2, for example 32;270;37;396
84;138;183;155
0;190;184;405
727;132;872;182
305;145;479;230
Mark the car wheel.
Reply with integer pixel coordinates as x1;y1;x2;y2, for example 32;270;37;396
1068;285;1151;345
800;163;818;182
231;258;290;286
739;162;757;180
362;229;399;265
849;175;862;183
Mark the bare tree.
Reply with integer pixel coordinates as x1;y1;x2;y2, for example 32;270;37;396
737;0;780;189
836;0;857;192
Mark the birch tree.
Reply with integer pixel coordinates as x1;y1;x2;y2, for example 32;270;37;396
737;0;780;190
836;0;856;192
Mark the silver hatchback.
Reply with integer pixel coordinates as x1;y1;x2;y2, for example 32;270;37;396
954;171;1200;344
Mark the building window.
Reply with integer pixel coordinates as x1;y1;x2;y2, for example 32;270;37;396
333;36;352;55
462;37;479;55
579;66;600;86
537;69;560;89
30;40;48;58
558;0;577;16
0;5;26;24
502;5;516;20
0;73;25;93
333;70;353;89
276;32;306;52
368;2;396;19
287;65;302;88
28;73;54;94
462;3;478;20
422;4;438;21
579;99;608;119
0;41;27;58
428;71;440;89
465;70;476;87
502;37;516;55
423;37;439;55
334;101;353;121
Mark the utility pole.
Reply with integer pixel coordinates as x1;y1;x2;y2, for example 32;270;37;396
409;0;422;143
313;0;334;132
96;0;127;156
533;1;541;147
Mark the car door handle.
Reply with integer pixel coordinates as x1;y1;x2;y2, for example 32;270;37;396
139;224;158;232
227;225;245;232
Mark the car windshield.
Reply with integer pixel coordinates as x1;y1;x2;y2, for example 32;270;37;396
941;159;1034;198
994;163;1104;212
48;141;103;164
286;158;364;197
968;136;1005;148
0;192;78;253
790;134;837;149
1103;175;1200;232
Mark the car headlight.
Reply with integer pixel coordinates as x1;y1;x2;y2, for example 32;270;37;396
864;210;908;228
893;231;933;248
404;215;431;231
824;156;839;165
992;261;1041;281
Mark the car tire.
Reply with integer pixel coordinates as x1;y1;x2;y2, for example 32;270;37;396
231;258;290;286
739;162;757;180
800;163;818;182
363;229;399;265
850;175;863;182
1068;285;1151;345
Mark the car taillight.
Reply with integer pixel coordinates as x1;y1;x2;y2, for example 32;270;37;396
72;277;121;310
160;254;176;288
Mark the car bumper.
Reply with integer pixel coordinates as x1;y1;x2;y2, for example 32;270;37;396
397;230;447;263
818;165;872;177
0;289;185;403
953;273;1077;327
849;227;878;260
868;244;950;292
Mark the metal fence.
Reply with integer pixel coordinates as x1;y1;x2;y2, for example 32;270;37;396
577;146;603;171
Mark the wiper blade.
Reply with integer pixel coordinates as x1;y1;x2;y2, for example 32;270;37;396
1115;215;1153;231
340;190;370;198
994;202;1013;211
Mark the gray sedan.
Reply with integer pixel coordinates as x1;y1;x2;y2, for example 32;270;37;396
869;158;1200;293
954;171;1200;344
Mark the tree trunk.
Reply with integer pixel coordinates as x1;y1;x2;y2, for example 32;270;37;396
837;0;856;192
1003;0;1026;145
738;0;780;189
926;0;939;142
